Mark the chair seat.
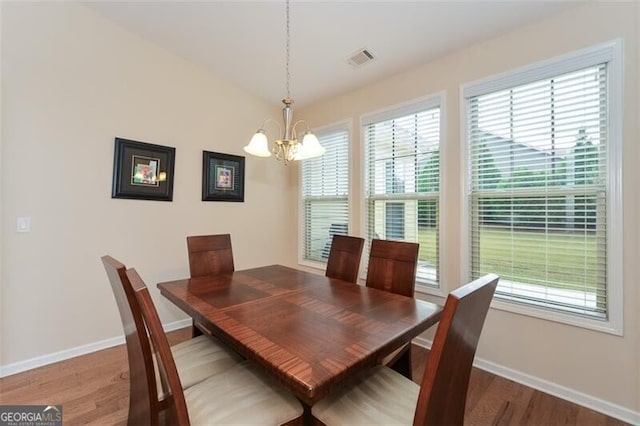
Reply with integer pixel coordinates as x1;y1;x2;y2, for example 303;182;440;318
125;266;304;425
155;335;242;397
185;362;304;425
312;274;500;426
312;365;419;425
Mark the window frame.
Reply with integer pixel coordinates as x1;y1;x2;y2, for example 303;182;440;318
361;93;447;296
460;40;623;335
298;120;352;270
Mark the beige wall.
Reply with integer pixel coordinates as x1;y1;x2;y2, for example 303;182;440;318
0;1;5;368
636;1;640;414
299;2;639;416
0;2;296;365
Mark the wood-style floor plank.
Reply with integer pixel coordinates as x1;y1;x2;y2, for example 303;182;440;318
0;329;629;425
412;344;626;426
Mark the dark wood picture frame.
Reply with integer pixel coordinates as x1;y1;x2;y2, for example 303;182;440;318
202;151;245;202
111;138;176;201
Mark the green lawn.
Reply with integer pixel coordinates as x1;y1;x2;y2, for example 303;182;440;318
417;227;438;269
418;226;602;292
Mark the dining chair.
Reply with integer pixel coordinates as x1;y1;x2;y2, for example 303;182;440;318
186;234;235;278
101;256;242;424
321;223;349;259
325;235;365;284
186;234;235;336
365;238;420;378
366;238;419;297
126;267;304;425
312;273;499;426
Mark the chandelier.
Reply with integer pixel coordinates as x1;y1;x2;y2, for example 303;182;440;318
243;0;325;165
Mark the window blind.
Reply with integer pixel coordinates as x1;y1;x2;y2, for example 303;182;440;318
364;100;441;286
301;126;349;263
467;64;608;317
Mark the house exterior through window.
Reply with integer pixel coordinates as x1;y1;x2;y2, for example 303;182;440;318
463;41;623;333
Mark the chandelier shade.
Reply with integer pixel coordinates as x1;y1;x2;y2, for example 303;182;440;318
244;130;271;157
294;132;325;160
243;0;324;165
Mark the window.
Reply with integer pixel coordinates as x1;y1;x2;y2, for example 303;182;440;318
301;124;350;263
463;41;622;332
363;96;442;287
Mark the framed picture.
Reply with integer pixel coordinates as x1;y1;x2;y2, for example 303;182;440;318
202;151;245;202
111;138;176;201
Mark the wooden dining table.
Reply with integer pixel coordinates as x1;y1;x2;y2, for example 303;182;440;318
157;264;443;406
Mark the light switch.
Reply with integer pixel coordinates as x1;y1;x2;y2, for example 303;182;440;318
17;217;30;233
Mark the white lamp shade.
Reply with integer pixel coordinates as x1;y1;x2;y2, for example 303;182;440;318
295;132;326;161
244;131;272;157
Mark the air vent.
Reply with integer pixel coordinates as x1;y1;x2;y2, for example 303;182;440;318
347;48;375;67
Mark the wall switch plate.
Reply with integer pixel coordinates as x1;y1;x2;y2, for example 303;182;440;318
17;217;31;233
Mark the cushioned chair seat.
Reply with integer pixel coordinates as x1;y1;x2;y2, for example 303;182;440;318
312;274;500;426
186;362;304;425
155;335;241;396
312;365;419;425
126;266;304;424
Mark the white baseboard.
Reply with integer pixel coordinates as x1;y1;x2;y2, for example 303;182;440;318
413;337;640;425
0;319;191;378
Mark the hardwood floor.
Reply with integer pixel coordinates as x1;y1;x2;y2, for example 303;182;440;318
411;347;627;426
0;328;628;425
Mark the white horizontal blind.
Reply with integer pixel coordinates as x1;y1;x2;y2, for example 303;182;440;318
301;125;349;263
467;63;608;318
364;100;441;286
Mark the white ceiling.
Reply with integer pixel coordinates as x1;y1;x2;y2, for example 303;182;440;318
84;1;582;108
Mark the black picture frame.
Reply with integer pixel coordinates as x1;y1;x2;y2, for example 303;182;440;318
111;138;176;201
202;151;245;202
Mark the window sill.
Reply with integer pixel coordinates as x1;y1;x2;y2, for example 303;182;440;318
489;297;623;336
415;282;446;298
297;259;327;273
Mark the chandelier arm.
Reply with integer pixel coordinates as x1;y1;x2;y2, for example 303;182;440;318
291;119;311;140
259;118;284;139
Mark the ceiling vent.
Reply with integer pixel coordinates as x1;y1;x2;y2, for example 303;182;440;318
347;48;375;67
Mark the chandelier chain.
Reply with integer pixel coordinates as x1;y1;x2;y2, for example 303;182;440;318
285;0;290;100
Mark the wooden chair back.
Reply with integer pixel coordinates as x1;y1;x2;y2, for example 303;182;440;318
413;274;499;426
127;268;191;426
101;256;159;425
365;239;419;297
186;234;235;278
325;235;365;283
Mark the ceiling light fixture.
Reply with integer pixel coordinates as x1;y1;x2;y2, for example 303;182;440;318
243;0;325;165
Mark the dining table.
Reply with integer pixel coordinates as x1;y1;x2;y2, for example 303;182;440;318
157;264;443;406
